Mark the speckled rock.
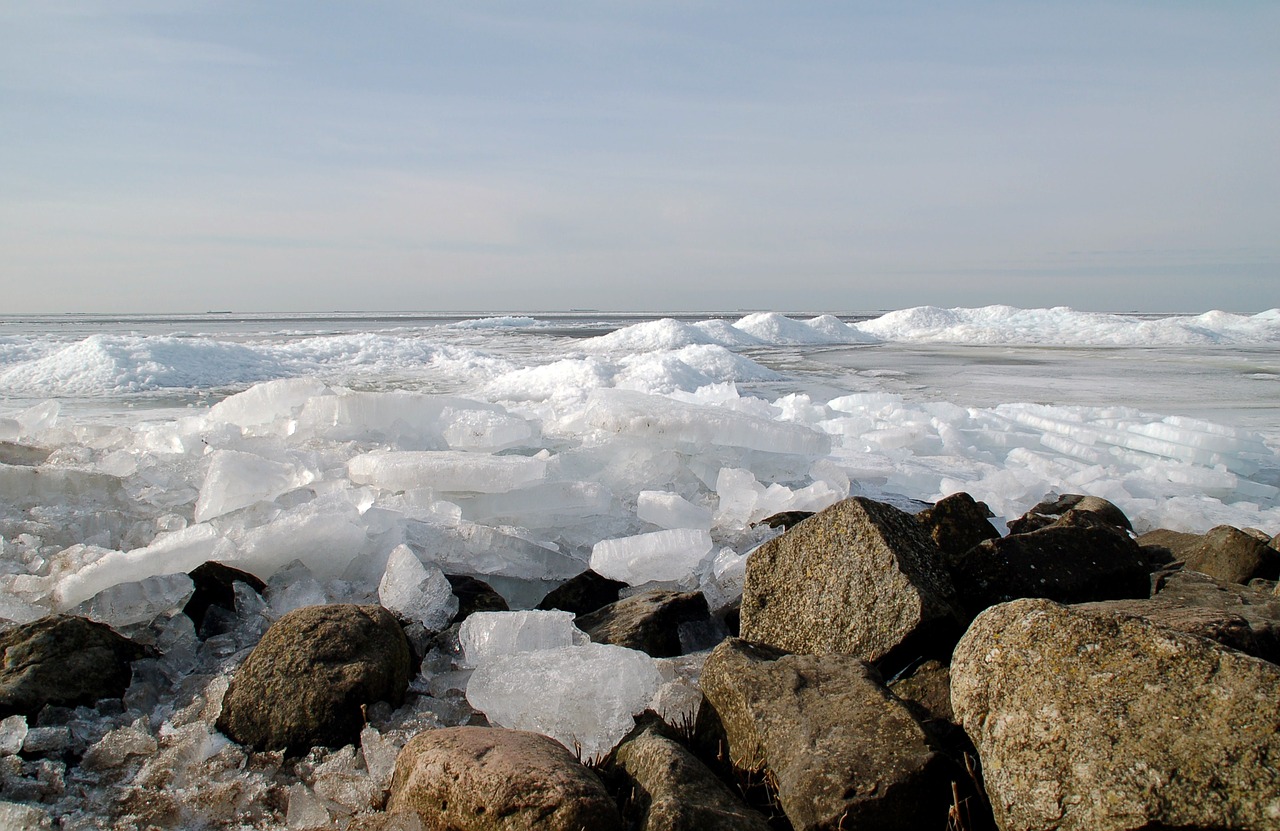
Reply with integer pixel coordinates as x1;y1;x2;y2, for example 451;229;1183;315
536;569;626;617
888;659;954;725
0;616;148;718
614;719;771;831
740;497;963;668
700;638;953;831
217;604;411;754
1007;493;1132;535
1182;525;1277;584
949;523;1150;620
386;726;622;831
445;574;509;623
576;590;712;658
915;492;1000;563
951;598;1280;831
1078;568;1280;663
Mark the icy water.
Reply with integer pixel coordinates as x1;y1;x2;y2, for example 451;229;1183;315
0;306;1277;829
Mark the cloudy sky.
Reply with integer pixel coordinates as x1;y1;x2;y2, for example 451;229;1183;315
1;2;1276;314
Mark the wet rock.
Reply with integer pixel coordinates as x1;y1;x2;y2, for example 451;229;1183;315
614;718;771;831
183;561;267;636
915;492;1000;562
0;615;148;718
217;604;411;754
1007;493;1132;535
755;510;814;530
445;574;509;624
740;497;963;669
1078;568;1280;662
536;569;627;617
700;638;953;831
576;590;713;658
951;598;1280;831
386;726;623;831
949;523;1150;620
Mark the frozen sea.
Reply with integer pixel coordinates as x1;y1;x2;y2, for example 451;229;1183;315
1;305;1279;827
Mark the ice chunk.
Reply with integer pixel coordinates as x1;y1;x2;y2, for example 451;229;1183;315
227;497;366;580
296;390;510;449
348;450;549;494
700;547;750;612
0;801;53;830
265;561;329;617
440;407;536;452
403;519;586;580
206;377;330;428
466;642;663;762
81;723;158;771
457;481;614;527
77;573;195;629
378;544;458;631
52;524;226;611
194;449;315;522
286;783;330;828
459;610;585;666
0;716;27;756
589;528;713;585
637;491;712;531
360;725;399;789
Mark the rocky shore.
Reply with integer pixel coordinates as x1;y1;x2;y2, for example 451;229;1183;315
2;491;1280;830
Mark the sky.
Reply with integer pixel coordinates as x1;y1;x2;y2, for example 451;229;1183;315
1;2;1277;314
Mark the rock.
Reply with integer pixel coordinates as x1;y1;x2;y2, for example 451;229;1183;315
888;659;954;725
445;574;509;623
0;616;149;718
915;492;1000;563
754;510;814;530
1077;568;1280;663
386;726;623;831
536;569;627;617
576;590;713;658
740;497;963;670
699;638;953;831
182;561;267;636
614;719;771;831
951;598;1280;831
217;604;411;754
949;523;1150;620
1007;493;1132;535
1182;525;1276;584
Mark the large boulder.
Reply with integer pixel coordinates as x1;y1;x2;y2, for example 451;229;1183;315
951;598;1280;831
217;604;411;754
1078;568;1280;663
1007;493;1132;535
536;569;627;617
740;497;963;668
949;523;1150;620
386;726;622;831
915;492;1000;563
0;616;148;718
576;590;712;658
614;719;771;831
1140;525;1278;584
699;638;953;831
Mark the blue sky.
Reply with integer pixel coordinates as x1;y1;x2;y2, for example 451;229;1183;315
1;2;1276;313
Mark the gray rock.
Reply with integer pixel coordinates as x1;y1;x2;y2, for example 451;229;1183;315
1007;493;1132;535
1078;568;1280;663
0;616;148;718
951;598;1280;831
217;604;411;754
445;574;509;624
700;638;953;831
915;492;1000;563
614;719;771;831
740;497;963;668
949;523;1150;620
888;659;954;725
183;561;267;637
536;569;627;617
1184;525;1276;584
386;726;622;831
576;590;713;658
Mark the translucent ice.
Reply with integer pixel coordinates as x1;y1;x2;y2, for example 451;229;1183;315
206;377;330;430
286;783;330;828
348;449;549;494
459;610;586;666
53;524;226;611
0;716;27;756
465;642;663;762
589;528;713;585
226;497;366;579
194;449;315;522
77;572;195;629
378;544;458;631
637;491;712;531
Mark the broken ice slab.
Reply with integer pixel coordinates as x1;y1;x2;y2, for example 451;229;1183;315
590;528;714;585
465;641;663;762
193;449;315;523
455;481;614;527
636;491;712;531
0;463;126;512
377;544;458;631
0;716;27;756
459;610;587;666
294;390;515;449
439;406;537;452
205;377;330;429
573;389;830;457
224;496;367;580
76;572;195;629
348;450;549;494
402;519;585;581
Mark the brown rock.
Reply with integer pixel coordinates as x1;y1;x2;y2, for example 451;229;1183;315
915;492;1000;563
217;604;411;754
386;726;622;831
445;574;509;623
536;569;627;617
888;659;954;725
700;638;953;831
1007;493;1132;535
951;598;1280;831
1184;525;1277;583
576;590;713;658
741;497;962;669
